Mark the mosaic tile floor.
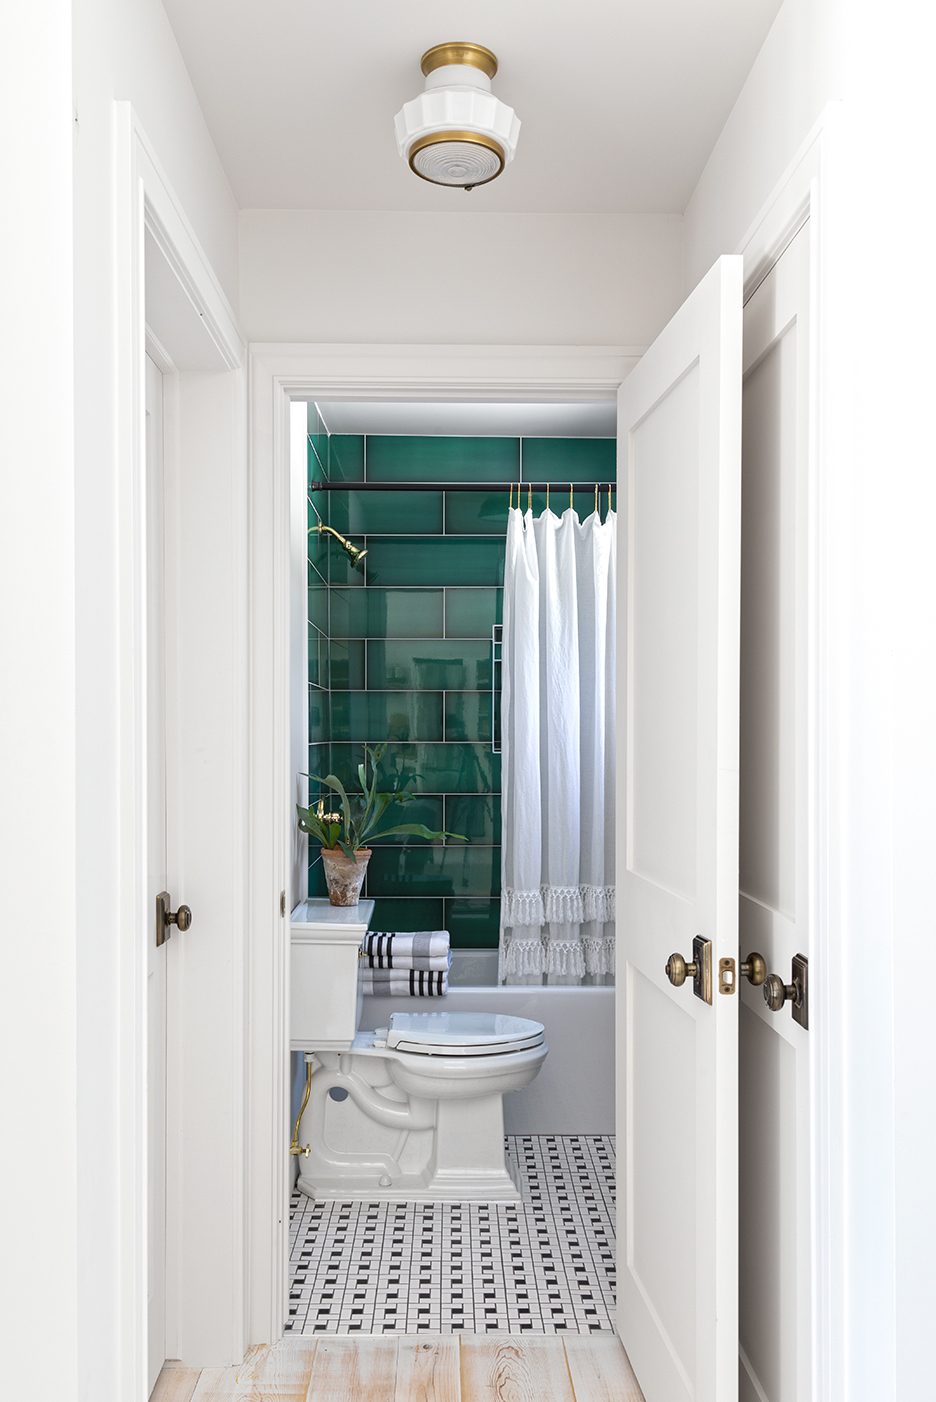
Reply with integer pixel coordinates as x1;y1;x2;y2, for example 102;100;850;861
286;1134;616;1335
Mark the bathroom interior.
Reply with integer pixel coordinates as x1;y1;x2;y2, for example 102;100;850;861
286;398;619;1335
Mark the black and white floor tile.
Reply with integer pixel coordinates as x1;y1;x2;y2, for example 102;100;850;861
285;1134;616;1335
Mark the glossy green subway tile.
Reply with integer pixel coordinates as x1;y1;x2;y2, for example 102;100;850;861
364;536;505;588
308;581;329;633
329;691;444;743
444;898;502;948
328;434;365;482
308;686;329;744
328;488;443;536
323;535;366;588
367;897;445;935
307;626;327;689
444;490;512;536
366;795;445;844
330;588;444;639
520;437;616;483
445;588;502;638
329;639;365;689
368;639;492;691
366;844;500;899
445;795;502;845
307;856;329;899
306;744;331;802
444;691;494;743
307;514;331;578
327;742;500;795
365;436;520;483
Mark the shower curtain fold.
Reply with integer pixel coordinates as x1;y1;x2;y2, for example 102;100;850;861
499;506;616;984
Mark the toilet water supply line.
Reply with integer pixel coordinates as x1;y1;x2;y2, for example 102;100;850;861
289;1053;436;1157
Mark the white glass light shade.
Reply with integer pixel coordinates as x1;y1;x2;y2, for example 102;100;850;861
394;48;521;190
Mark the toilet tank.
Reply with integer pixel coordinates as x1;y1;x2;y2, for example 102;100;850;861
290;898;374;1049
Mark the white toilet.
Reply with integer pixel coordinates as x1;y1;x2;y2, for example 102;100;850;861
290;900;548;1202
295;1011;547;1202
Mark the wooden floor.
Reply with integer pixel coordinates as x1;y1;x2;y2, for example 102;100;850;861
153;1334;644;1402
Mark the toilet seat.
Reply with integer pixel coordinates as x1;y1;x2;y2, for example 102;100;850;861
385;1010;545;1058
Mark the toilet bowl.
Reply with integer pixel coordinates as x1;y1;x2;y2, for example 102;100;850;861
295;1011;548;1202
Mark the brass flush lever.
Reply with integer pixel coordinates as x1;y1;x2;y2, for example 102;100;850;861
763;953;809;1029
155;891;192;948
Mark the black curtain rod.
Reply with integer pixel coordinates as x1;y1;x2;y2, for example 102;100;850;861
307;480;614;494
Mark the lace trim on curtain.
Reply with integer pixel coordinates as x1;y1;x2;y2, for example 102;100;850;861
502;884;616;928
501;933;616;978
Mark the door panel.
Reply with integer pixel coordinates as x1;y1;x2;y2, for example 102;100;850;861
738;225;812;1402
617;255;743;1402
145;352;168;1393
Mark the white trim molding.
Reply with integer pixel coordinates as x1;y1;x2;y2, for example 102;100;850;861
246;342;638;1344
113;102;245;1394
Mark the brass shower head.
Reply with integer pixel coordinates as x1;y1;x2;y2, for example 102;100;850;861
311;522;368;571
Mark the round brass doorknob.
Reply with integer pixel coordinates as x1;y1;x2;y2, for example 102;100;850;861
764;973;796;1012
741;951;767;986
665;952;697;987
169;904;192;933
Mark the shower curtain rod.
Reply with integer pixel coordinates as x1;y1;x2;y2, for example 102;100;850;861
307;480;615;493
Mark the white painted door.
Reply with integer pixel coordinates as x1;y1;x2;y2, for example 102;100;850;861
616;255;743;1402
738;225;812;1402
145;353;168;1393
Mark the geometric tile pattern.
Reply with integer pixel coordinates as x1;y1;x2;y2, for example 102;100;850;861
285;1135;616;1335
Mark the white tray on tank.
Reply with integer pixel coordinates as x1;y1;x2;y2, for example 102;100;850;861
290;898;373;1050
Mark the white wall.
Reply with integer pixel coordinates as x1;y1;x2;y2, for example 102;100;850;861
0;3;78;1398
72;1;241;1396
684;0;842;284
238;210;685;346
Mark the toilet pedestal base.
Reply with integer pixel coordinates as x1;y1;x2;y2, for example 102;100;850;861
297;1086;522;1204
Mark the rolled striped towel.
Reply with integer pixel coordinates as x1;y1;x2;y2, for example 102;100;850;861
360;931;451;971
359;968;448;997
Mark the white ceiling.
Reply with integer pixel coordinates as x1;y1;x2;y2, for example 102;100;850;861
163;0;781;214
316;400;617;438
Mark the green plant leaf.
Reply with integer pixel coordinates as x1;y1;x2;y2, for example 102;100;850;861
364;823;468;844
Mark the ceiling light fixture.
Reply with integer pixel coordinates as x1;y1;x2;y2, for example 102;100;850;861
394;42;521;191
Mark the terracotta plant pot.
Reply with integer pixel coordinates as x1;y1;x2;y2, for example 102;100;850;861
320;847;371;907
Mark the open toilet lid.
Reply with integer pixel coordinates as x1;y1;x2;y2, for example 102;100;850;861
386;1010;545;1056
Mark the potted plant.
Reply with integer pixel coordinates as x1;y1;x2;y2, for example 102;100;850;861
297;744;466;906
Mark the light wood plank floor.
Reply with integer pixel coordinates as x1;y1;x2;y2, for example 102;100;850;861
153;1334;644;1402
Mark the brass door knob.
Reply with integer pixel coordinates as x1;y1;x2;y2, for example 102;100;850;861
741;952;767;986
764;973;797;1012
170;904;193;933
665;952;698;987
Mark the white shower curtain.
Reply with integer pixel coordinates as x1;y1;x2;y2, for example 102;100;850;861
499;503;616;983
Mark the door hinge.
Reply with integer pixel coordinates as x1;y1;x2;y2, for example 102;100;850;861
718;957;736;995
280;890;287;917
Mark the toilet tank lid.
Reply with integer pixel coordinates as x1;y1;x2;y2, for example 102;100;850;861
387;1010;544;1048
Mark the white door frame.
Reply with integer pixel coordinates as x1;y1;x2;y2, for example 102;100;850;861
113;103;244;1395
246;343;640;1341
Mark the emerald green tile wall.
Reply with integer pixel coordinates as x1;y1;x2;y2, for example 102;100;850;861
307;423;615;950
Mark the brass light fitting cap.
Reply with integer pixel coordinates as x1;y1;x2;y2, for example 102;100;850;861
420;42;498;80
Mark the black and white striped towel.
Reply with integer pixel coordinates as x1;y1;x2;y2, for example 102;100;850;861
359;968;448;997
360;930;451;972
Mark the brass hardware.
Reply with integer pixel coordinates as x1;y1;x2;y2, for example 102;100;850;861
420;42;499;79
310;522;367;570
155;891;192;948
665;936;713;1004
290;1058;313;1158
763;953;809;1029
741;951;767;986
718;957;736;995
280;890;286;918
408;130;506;188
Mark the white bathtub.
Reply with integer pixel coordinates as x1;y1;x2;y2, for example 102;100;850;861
360;950;615;1135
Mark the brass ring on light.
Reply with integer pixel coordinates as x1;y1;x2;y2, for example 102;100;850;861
407;130;506;188
420;42;498;79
